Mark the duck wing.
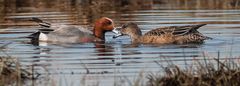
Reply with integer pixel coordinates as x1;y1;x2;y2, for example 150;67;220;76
46;25;96;43
50;25;93;36
144;24;206;36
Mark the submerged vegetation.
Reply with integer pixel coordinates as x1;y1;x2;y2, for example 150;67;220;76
0;43;39;85
2;0;240;12
147;58;240;86
0;0;4;23
0;56;39;85
1;0;240;26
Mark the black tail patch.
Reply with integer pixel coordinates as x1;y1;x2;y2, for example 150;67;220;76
26;31;41;45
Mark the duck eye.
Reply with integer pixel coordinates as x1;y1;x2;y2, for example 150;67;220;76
122;24;127;28
106;21;112;25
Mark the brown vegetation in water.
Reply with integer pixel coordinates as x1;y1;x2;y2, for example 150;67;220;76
147;58;240;86
0;56;39;85
160;0;240;9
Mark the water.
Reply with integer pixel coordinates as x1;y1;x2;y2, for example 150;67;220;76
1;1;240;86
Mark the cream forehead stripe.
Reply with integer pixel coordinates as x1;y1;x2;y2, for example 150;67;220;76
105;17;113;23
39;33;48;41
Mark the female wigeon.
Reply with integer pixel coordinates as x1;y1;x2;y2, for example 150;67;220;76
113;22;211;44
28;17;116;43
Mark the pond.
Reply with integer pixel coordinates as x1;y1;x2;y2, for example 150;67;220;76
0;1;240;86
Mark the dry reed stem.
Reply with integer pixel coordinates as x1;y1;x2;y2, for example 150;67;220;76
148;57;240;86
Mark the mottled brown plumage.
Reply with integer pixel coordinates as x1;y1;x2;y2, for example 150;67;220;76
113;22;211;44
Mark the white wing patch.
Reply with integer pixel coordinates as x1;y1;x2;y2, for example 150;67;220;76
39;32;48;41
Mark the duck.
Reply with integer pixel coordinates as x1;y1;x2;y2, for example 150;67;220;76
27;17;116;43
113;22;211;44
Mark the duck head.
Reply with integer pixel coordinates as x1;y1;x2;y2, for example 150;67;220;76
94;17;116;40
113;22;142;39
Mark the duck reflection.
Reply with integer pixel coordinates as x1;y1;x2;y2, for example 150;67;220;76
94;42;115;56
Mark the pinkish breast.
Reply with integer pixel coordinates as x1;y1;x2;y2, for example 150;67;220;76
80;37;94;42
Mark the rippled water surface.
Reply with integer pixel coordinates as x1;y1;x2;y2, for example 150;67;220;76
1;4;240;86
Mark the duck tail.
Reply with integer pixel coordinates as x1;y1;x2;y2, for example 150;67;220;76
31;17;51;28
27;31;41;45
25;31;40;39
20;31;40;45
194;24;207;29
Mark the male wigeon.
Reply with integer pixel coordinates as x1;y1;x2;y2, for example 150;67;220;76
113;22;211;44
28;17;116;43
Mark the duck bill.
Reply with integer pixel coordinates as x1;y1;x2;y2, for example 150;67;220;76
112;27;123;39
